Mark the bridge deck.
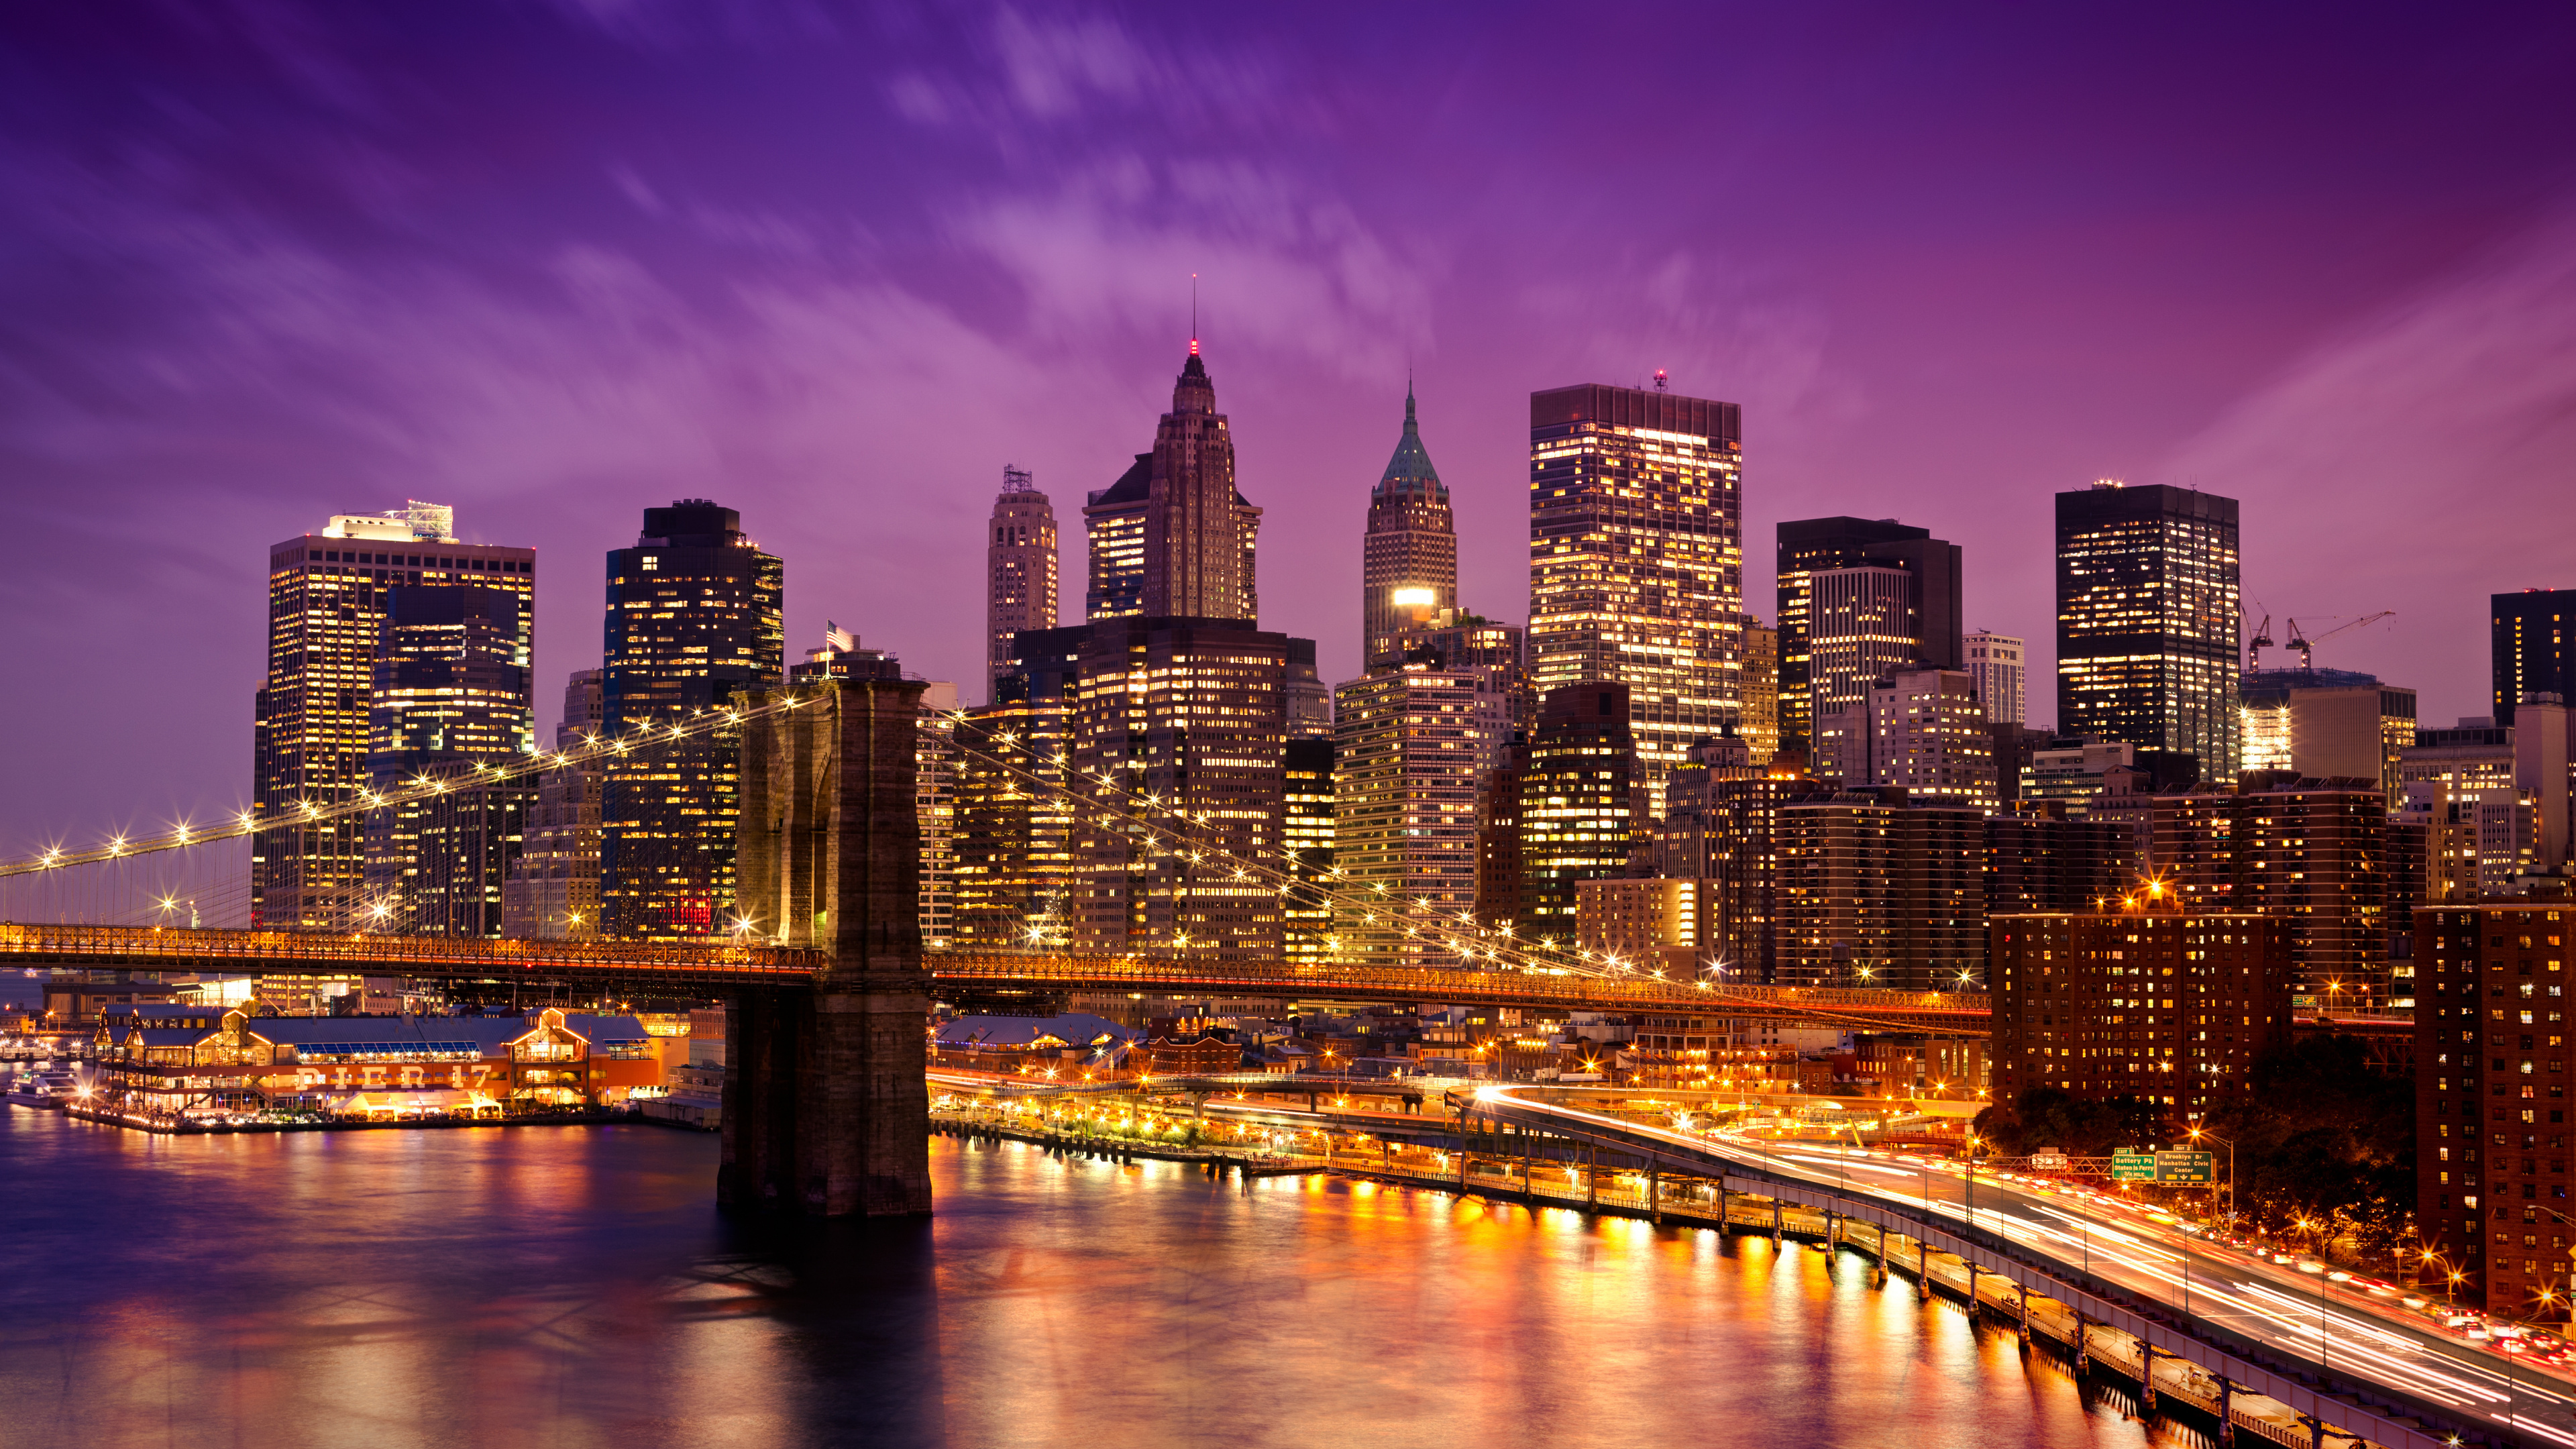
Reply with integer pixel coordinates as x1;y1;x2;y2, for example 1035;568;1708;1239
0;926;1988;1028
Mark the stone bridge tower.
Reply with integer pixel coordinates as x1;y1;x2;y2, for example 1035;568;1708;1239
726;674;934;1216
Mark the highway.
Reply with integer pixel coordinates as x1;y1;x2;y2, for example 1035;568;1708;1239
1487;1087;2576;1448
938;1069;2576;1446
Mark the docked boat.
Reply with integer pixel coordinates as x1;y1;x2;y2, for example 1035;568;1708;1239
3;1069;72;1108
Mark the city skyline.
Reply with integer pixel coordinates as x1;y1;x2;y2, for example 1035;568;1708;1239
17;10;2576;1439
5;3;2576;853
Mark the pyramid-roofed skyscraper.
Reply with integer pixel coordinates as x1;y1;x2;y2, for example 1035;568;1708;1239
1362;383;1457;665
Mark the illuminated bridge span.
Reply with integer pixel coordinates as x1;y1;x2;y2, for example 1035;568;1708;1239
928;951;1988;1032
0;924;1987;1032
0;922;824;989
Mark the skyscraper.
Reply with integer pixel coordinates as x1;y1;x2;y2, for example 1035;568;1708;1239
1332;664;1507;966
1517;682;1642;944
1362;384;1456;664
503;669;604;939
2055;482;2241;774
1068;615;1289;959
1813;666;1998;810
1282;737;1336;964
2237;667;2416;806
1143;342;1260;621
1739;614;1780;764
1775;517;1962;750
985;466;1059;702
361;582;536;936
951;626;1085;953
1966;630;2026;727
1082;345;1263;625
2493;588;2576;727
1081;453;1151;622
1529;383;1743;810
1378;608;1532;747
599;500;784;941
1806;565;1919;733
253;502;531;930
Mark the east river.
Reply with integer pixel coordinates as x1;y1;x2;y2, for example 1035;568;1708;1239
1;1111;2203;1448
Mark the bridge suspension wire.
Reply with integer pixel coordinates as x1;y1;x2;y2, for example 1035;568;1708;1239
920;716;1984;1038
0;833;254;932
0;693;818;884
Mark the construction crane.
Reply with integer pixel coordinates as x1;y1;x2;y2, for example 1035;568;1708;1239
2245;603;2274;673
2283;611;2394;672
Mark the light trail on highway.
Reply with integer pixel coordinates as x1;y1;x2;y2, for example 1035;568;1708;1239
1499;1086;2576;1446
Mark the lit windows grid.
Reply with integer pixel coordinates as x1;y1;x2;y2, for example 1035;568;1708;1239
1529;417;1743;810
254;534;534;931
2055;493;2240;769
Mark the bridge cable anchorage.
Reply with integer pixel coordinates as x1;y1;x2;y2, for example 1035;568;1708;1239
0;694;807;881
919;716;1985;1038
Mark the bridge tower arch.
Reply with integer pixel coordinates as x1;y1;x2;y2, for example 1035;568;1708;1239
723;677;934;1217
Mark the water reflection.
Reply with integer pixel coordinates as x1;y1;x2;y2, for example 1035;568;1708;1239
2;1115;2192;1447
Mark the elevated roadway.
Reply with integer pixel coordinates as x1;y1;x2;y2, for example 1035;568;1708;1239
1474;1086;2568;1449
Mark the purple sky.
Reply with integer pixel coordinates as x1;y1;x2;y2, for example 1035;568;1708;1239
4;1;2575;855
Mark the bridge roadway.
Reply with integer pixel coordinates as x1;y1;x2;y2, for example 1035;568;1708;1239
0;925;1987;1030
1472;1087;2569;1449
927;951;1987;1030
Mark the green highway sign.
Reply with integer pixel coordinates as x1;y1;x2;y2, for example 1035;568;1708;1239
2155;1150;2216;1185
2110;1152;2157;1182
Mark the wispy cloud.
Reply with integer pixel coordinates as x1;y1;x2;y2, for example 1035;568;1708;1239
2154;209;2576;702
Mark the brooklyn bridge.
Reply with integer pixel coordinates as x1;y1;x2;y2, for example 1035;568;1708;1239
5;678;1985;1214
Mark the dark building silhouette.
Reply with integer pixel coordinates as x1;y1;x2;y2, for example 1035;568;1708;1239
599;500;784;941
1518;683;1642;944
1984;804;2133;917
1775;517;1962;751
2493;588;2576;727
1283;736;1337;964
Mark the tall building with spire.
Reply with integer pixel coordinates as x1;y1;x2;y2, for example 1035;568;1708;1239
985;466;1059;702
1140;341;1260;621
1362;384;1456;665
1084;343;1261;624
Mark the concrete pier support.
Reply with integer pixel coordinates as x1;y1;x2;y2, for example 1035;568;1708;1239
720;676;934;1218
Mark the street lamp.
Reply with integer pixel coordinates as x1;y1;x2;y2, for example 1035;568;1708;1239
2187;1122;2237;1231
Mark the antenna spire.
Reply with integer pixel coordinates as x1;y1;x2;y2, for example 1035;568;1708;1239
1189;273;1199;356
